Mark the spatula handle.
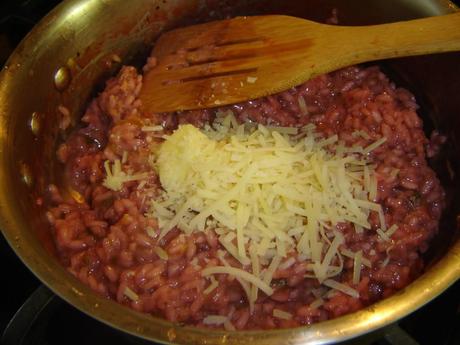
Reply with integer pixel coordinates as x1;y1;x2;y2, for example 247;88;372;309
329;12;460;66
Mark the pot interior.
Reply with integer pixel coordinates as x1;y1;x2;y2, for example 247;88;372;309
0;0;459;344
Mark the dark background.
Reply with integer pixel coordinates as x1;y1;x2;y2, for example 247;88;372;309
0;0;65;332
1;1;460;344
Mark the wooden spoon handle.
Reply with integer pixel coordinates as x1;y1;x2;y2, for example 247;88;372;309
323;12;460;68
140;12;460;113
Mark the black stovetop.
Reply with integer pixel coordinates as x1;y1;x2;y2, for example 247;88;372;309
1;1;460;345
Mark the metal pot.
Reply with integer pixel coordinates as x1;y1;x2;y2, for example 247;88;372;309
1;0;459;344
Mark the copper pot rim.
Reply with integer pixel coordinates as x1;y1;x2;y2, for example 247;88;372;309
0;0;459;344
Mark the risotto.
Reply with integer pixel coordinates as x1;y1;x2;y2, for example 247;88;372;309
46;55;445;329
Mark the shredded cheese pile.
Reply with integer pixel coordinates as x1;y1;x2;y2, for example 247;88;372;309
144;112;389;301
102;111;394;307
103;159;148;191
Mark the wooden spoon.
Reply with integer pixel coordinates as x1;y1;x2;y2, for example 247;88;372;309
139;13;460;113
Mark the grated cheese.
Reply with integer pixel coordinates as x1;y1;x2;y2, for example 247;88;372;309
363;137;387;154
249;245;260;313
273;309;293;320
323;279;359;298
217;251;253;304
204;276;219;295
341;249;371;268
352;250;363;285
390;168;400;178
145;227;156;238
103;159;148;191
381;245;394;267
298;96;308;115
381;255;390;267
310;298;324;309
376;228;391;242
325;289;338;299
137;180;147;190
279;257;296;270
218;236;250;266
141;125;163;132
146;113;388;303
124;287;139;301
263;256;282;286
154;246;169;260
203;315;228;325
385;224;398;238
202;266;274;296
369;170;378;201
352;130;370;140
122;151;128;164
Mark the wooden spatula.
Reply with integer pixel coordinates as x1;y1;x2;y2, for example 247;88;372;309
139;13;460;113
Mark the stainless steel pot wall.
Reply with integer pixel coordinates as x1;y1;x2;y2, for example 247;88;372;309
0;0;459;344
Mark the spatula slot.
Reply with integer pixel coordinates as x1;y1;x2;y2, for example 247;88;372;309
187;53;259;67
162;67;258;85
175;37;264;55
214;37;265;47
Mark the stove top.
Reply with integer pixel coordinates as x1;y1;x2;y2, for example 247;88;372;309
1;1;460;344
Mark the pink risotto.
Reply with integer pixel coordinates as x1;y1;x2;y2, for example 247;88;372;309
46;53;445;329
